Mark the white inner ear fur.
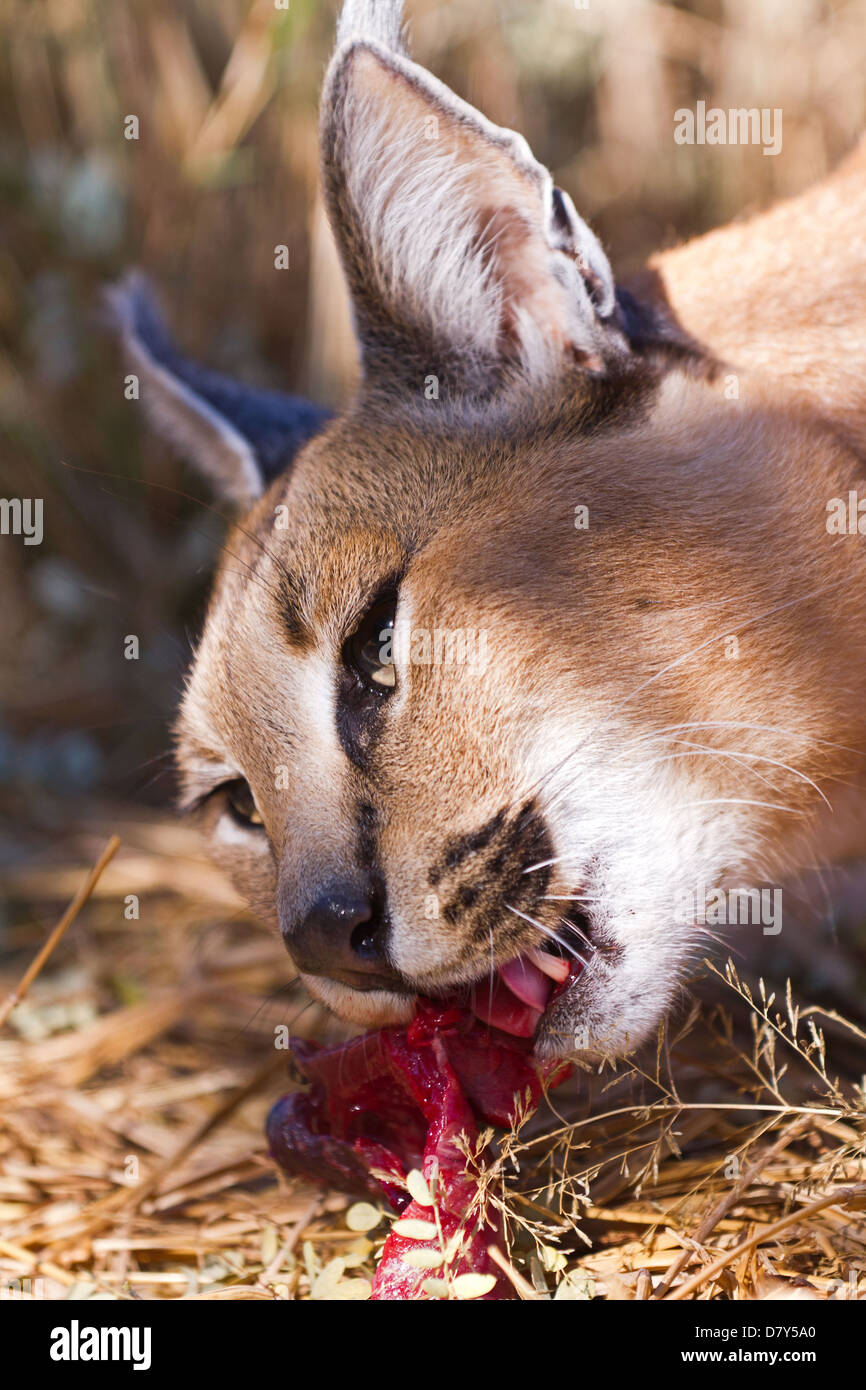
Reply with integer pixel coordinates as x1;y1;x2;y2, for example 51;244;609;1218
329;43;618;382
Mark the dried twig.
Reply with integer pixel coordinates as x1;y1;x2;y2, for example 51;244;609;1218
0;835;120;1029
652;1116;811;1297
665;1185;866;1301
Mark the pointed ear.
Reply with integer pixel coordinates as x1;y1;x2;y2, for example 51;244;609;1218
321;0;627;402
105;273;331;508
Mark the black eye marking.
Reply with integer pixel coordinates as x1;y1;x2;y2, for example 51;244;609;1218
223;778;265;830
337;582;400;769
343;595;397;694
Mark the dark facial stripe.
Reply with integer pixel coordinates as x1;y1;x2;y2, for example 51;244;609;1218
429;809;507;886
275;565;314;649
356;801;379;870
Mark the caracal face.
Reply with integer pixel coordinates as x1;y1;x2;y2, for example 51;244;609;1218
115;0;866;1059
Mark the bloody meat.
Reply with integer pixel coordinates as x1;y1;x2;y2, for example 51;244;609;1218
267;1000;570;1300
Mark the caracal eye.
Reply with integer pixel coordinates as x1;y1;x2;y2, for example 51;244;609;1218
224;778;265;829
345;598;397;691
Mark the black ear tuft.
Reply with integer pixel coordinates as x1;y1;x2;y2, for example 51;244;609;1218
104;272;332;505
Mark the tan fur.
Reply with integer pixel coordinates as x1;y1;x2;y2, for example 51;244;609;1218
636;137;866;452
169;5;866;1060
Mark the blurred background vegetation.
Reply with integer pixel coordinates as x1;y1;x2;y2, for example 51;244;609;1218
1;0;865;856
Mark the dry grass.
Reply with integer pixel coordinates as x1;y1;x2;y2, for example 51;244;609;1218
1;816;864;1301
2;0;866;1304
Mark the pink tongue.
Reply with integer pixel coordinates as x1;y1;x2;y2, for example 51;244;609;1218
469;954;554;1038
500;954;555;1012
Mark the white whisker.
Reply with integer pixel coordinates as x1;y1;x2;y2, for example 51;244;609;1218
541;894;601;902
605;741;833;811
504;904;586;965
682;798;806;815
557;915;594;953
614;720;862;758
522;857;560;875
